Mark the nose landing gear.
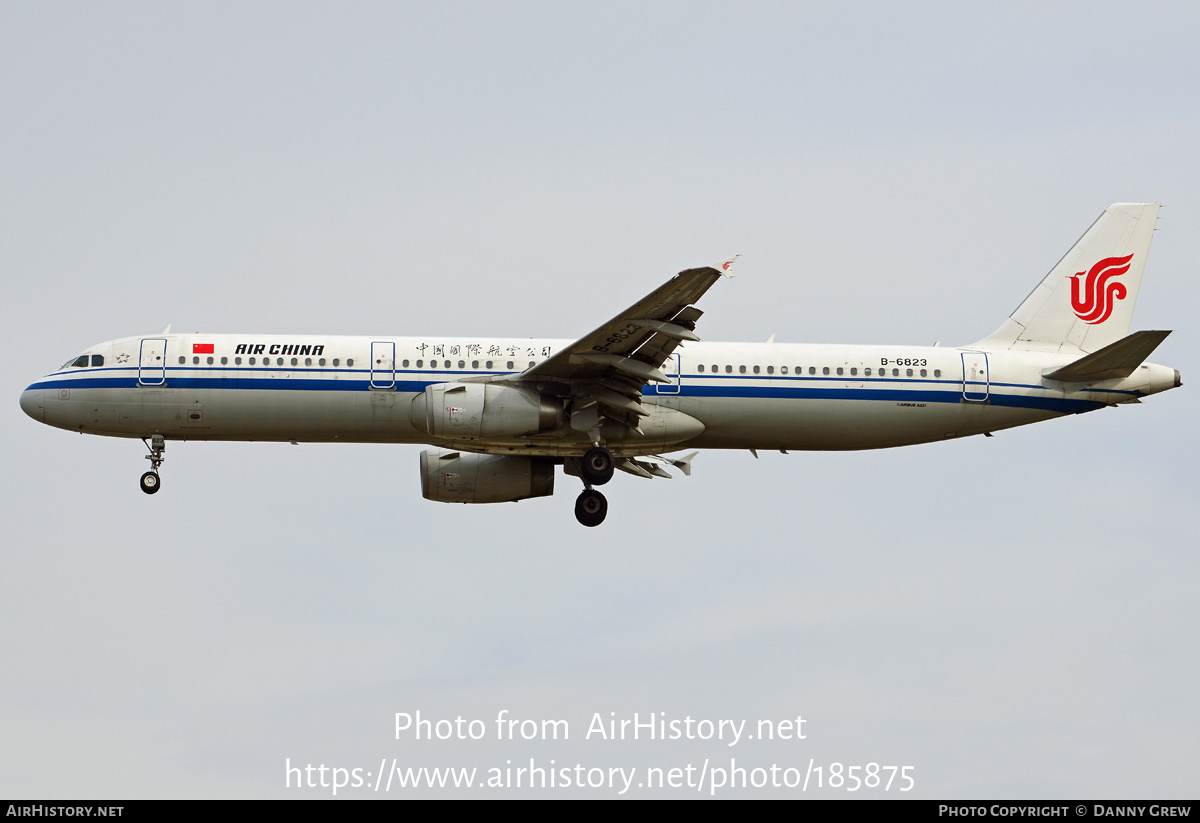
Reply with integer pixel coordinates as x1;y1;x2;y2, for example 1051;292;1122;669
140;435;165;495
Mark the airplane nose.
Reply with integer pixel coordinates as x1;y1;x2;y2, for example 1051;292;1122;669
20;387;44;423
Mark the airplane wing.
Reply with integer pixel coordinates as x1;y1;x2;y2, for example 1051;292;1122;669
496;255;739;432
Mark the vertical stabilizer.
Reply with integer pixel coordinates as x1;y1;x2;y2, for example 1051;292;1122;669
973;203;1160;353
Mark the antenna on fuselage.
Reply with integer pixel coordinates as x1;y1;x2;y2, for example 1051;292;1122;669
161;324;172;334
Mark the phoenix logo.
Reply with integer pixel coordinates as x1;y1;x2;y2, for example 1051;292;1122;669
1070;254;1133;324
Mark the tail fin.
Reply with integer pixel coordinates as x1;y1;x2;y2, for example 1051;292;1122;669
972;203;1160;353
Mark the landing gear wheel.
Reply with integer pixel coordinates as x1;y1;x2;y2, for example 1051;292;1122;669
581;446;615;486
140;471;161;495
574;489;608;527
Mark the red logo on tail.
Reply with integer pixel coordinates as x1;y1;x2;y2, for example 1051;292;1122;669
1070;254;1133;324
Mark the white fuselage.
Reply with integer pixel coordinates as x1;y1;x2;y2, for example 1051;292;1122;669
20;333;1179;456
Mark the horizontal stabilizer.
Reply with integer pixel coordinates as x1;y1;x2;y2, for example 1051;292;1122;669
1043;330;1171;382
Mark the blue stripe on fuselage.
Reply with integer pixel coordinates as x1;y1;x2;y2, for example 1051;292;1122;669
28;370;1112;414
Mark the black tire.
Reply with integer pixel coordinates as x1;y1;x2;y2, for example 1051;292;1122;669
581;446;615;486
140;471;161;495
574;489;608;527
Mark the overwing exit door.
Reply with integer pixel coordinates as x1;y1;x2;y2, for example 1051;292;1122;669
371;341;395;389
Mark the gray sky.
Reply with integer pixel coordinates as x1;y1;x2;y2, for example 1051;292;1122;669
2;1;1197;798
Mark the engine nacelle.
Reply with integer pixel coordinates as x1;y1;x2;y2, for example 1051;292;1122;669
415;383;561;440
420;448;556;504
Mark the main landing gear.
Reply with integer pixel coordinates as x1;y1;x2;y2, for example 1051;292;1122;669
574;488;608;527
581;446;615;486
140;435;165;495
573;446;614;527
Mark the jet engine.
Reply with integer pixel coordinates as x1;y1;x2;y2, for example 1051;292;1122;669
419;448;555;504
414;383;561;439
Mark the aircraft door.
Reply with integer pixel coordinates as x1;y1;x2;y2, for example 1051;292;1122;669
654;354;681;395
961;351;989;402
138;338;167;386
370;341;395;389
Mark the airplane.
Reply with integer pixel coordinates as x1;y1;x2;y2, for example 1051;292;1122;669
19;203;1181;526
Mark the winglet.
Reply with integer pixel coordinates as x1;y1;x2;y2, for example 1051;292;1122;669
714;254;740;278
667;451;699;476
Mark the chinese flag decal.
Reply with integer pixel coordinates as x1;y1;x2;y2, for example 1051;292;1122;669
193;343;214;354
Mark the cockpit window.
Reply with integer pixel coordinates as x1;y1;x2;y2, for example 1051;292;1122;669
62;355;89;369
91;355;104;367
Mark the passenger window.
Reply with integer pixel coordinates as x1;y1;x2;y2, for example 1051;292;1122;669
865;367;872;376
528;361;535;368
822;367;830;375
458;360;465;369
752;365;760;374
906;368;913;377
178;356;186;365
471;360;479;369
249;357;256;365
207;356;214;365
698;364;705;373
920;368;927;377
277;357;284;366
193;356;200;364
781;366;788;374
766;366;774;374
347;359;354;367
725;365;732;374
486;361;493;369
739;365;747;374
430;360;438;370
333;358;340;367
836;367;843;375
235;357;242;365
221;356;228;365
291;357;298;366
319;358;326;366
892;368;899;376
91;355;104;367
808;367;816;375
934;369;941;377
850;367;857;376
507;361;514;369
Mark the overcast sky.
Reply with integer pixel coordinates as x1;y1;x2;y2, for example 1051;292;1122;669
2;2;1197;798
